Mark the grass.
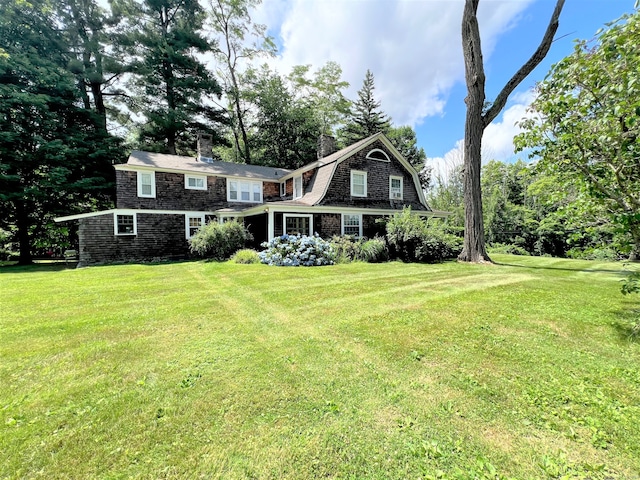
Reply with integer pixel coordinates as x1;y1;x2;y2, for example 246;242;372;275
1;255;639;479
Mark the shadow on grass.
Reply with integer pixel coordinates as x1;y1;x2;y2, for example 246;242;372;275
494;261;627;276
0;261;77;273
611;300;640;342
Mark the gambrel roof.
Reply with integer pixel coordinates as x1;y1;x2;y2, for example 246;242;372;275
280;132;429;208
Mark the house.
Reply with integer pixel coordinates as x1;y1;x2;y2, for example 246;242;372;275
55;132;448;266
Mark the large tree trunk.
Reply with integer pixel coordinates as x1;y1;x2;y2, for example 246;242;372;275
630;223;640;262
458;0;564;263
460;91;490;262
458;0;490;262
16;200;33;265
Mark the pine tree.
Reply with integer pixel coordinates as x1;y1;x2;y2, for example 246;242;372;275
340;69;391;144
122;0;227;155
0;0;118;264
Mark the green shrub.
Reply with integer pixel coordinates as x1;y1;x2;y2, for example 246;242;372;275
189;220;253;260
329;235;361;263
358;237;388;263
386;208;461;263
566;247;622;261
488;243;530;256
231;249;261;264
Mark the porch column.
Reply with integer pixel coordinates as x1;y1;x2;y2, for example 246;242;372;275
267;209;275;241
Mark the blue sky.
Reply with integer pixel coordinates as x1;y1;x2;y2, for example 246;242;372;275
252;0;637;174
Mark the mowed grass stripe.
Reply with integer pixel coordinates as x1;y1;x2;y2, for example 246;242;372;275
1;255;639;479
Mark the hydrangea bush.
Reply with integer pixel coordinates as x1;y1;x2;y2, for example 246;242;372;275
259;234;334;266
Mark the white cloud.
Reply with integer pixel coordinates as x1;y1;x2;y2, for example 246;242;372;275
255;0;535;127
427;88;536;182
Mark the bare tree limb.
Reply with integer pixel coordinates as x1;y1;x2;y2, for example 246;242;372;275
483;0;565;128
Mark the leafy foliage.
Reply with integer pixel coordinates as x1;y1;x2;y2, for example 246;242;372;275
329;235;361;264
516;10;640;259
0;0;120;264
387;125;427;170
231;248;261;264
385;208;462;263
621;269;640;296
243;65;322;169
358;237;389;263
189;220;253;260
259;234;334;266
207;0;275;164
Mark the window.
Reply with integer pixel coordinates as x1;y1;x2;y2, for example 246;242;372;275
114;213;136;235
185;214;205;239
227;179;262;203
137;171;156;198
390;176;403;200
342;214;362;237
351;170;367;197
293;176;303;199
283;214;313;236
280;181;286;197
185;175;207;190
366;149;390;162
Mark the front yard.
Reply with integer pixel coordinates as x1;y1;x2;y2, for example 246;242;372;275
1;256;639;478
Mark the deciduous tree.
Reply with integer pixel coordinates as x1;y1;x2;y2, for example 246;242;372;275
207;0;275;163
516;10;640;260
458;0;564;262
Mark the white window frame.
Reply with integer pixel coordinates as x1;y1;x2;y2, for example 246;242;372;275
185;214;206;239
280;181;286;197
283;214;313;236
389;176;403;200
114;213;137;236
185;174;207;191
365;148;390;162
293;175;303;199
341;213;362;237
227;178;263;203
350;170;367;197
137;171;156;198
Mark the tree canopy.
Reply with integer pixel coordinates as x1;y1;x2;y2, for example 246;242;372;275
516;10;640;260
0;0;119;264
339;69;391;145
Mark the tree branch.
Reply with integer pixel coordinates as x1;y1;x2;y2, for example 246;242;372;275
483;0;565;128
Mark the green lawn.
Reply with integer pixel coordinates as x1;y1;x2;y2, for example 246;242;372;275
1;255;639;479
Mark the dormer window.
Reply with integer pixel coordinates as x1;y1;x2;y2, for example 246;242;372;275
293;175;303;199
389;176;403;200
351;170;367;197
137;171;156;198
366;149;390;162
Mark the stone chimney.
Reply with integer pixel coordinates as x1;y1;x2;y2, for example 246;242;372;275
317;134;337;159
197;133;213;162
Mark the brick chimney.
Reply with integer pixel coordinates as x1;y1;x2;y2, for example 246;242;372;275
317;134;337;159
197;133;213;162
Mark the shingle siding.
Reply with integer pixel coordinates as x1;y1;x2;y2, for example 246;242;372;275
320;140;426;210
116;170;280;210
78;213;190;266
